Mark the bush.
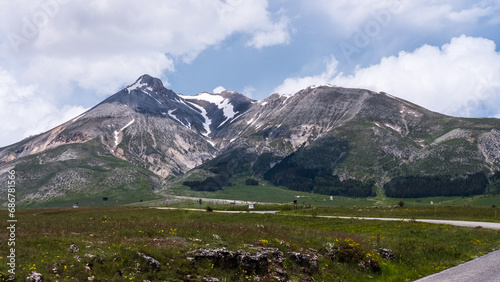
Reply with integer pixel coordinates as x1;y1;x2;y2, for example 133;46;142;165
183;173;231;192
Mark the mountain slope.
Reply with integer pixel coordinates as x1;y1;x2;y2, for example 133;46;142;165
0;75;253;206
197;85;500;195
1;75;500;206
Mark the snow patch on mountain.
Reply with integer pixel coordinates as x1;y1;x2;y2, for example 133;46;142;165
180;92;238;127
180;92;224;104
126;80;163;105
384;123;402;134
127;80;150;93
113;119;135;147
168;109;191;129
185;101;212;137
121;119;135;131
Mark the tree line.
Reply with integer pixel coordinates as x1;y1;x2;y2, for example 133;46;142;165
263;165;375;197
384;172;489;198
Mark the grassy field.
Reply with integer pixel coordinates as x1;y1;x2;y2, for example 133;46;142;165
13;170;500;210
133;200;500;222
166;174;500;208
1;207;499;281
281;205;500;223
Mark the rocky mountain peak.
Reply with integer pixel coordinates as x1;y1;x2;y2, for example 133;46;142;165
126;74;165;93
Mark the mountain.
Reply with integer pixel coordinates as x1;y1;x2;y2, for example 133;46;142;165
1;75;500;207
201;86;500;197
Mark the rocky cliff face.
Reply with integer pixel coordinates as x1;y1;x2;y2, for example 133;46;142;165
1;75;500;206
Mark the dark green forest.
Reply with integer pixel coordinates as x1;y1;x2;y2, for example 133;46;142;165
384;173;489;198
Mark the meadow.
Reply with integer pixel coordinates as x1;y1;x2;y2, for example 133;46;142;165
1;207;499;281
167;175;500;209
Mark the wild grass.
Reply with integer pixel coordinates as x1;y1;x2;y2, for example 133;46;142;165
283;205;500;223
167;173;500;209
0;207;499;281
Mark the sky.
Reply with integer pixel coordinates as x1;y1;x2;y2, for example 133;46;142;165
1;0;500;147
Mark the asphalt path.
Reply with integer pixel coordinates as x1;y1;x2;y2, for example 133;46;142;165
318;216;500;230
155;207;278;214
414;249;500;282
155;206;500;229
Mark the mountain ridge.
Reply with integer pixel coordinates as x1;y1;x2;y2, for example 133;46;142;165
2;74;500;207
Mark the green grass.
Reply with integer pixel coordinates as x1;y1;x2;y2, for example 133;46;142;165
18;178;163;209
282;205;500;222
0;207;498;281
167;173;500;209
168;174;377;206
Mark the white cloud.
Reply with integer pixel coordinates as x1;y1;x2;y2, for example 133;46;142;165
246;9;291;49
213;86;226;94
22;53;174;95
0;0;292;146
242;86;256;99
273;57;338;95
309;0;499;35
0;0;291;94
274;35;500;118
448;7;493;23
24;105;89;138
0;69;87;147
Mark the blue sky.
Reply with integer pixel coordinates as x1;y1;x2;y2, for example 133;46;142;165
1;0;500;147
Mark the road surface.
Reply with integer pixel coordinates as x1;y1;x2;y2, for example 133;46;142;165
414;249;500;282
155;207;278;214
318;215;500;230
155;206;500;230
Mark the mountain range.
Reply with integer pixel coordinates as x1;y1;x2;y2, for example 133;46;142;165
2;74;500;207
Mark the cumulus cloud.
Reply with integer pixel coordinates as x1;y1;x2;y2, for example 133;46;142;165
213;86;226;94
274;35;500;118
246;9;291;49
305;0;500;44
0;0;291;146
0;69;87;147
0;0;291;94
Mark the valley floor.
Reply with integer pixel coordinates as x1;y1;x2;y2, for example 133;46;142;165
1;207;499;281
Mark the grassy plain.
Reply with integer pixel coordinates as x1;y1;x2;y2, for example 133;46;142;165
167;174;500;208
1;207;499;281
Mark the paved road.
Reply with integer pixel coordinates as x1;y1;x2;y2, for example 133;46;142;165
168;196;268;205
156;206;500;230
155;207;278;214
318;216;500;230
414;249;500;282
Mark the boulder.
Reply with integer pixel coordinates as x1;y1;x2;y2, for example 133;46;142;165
68;244;79;253
25;272;43;282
